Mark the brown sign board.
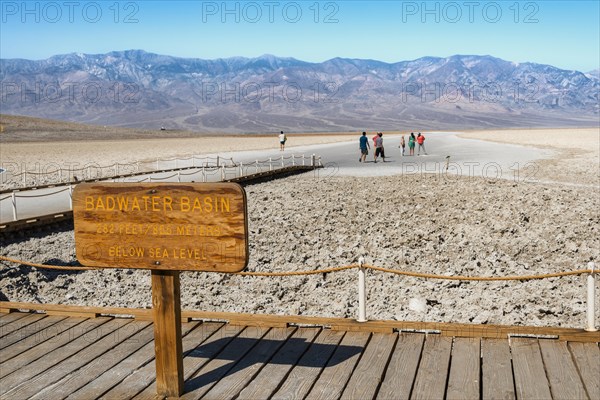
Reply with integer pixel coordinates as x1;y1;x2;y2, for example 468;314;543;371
73;182;248;272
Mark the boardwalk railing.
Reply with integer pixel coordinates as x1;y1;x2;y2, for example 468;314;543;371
0;153;322;223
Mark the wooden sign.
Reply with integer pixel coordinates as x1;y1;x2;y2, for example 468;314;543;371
73;182;248;272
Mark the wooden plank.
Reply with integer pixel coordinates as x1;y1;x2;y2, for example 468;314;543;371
2;302;600;342
0;313;47;339
29;323;156;399
446;337;481;400
510;338;552;400
3;319;147;399
151;270;184;397
235;327;321;400
73;182;249;272
175;326;271;400
272;329;346;400
0;315;73;361
0;311;30;327
202;327;297;400
569;342;600;400
410;335;453;400
100;322;226;400
481;338;515;400
0;301;153;319
45;309;100;318
341;332;397;400
0;317;110;381
130;324;247;400
305;331;370;400
377;333;425;400
65;321;201;400
0;315;66;351
539;340;588;399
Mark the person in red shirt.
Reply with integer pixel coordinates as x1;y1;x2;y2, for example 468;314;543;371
417;132;427;155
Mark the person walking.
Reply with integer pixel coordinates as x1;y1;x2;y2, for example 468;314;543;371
279;131;287;151
417;132;427;155
374;132;385;163
399;135;406;156
359;131;370;162
408;132;416;156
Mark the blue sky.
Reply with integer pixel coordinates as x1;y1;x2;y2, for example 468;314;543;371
1;1;599;71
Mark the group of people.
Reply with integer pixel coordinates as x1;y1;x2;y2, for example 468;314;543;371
359;131;427;162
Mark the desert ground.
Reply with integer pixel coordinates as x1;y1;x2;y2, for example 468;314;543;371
1;124;598;328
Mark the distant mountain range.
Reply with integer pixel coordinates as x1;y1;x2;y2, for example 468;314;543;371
1;50;598;132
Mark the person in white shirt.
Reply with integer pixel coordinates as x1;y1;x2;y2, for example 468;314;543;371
279;131;287;151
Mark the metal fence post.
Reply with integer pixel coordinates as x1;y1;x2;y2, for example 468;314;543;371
69;184;74;210
357;257;367;322
586;262;597;332
269;157;273;172
311;154;316;167
11;191;17;221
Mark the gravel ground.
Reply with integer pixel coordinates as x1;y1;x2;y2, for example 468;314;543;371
2;172;599;328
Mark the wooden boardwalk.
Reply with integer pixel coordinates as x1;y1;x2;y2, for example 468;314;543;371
1;310;598;400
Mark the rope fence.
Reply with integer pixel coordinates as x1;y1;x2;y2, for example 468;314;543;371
0;255;593;280
0;154;321;222
0;255;596;330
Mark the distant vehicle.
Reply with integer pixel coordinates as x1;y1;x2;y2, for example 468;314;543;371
160;126;166;131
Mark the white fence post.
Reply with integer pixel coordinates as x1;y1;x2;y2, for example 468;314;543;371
357;256;367;322
255;160;259;174
302;154;306;166
269;157;273;172
292;155;296;166
586;262;597;332
11;191;17;221
311;154;316;167
221;165;225;181
69;184;74;210
239;161;243;178
177;171;181;182
281;155;284;167
216;156;220;168
202;168;206;183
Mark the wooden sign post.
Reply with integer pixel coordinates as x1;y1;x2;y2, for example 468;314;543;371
73;182;248;397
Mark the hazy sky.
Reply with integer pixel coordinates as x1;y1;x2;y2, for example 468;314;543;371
1;1;599;71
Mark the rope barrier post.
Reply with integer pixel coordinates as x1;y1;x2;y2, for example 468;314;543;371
269;157;273;172
311;154;316;167
11;191;17;221
202;167;206;183
281;155;284;168
69;184;73;210
177;171;181;183
292;155;296;166
302;154;306;166
239;161;243;178
221;165;225;181
357;257;367;322
216;156;220;168
586;262;597;332
255;160;259;174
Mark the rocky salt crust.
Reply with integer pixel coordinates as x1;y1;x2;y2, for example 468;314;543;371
1;173;599;328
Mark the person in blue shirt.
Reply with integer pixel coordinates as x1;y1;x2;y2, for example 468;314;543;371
359;132;370;162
